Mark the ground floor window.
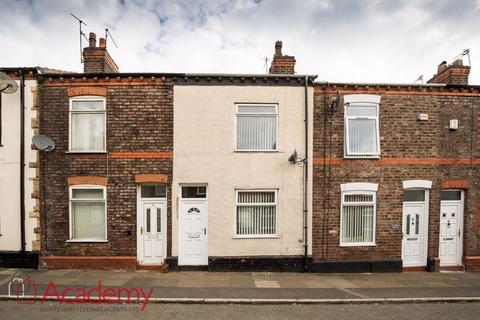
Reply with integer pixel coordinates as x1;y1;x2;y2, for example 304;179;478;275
340;183;377;246
69;186;107;241
236;190;277;236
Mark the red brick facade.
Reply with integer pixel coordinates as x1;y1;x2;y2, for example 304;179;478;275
39;75;173;268
312;84;480;270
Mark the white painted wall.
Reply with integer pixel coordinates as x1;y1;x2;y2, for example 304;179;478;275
0;79;37;251
173;85;313;257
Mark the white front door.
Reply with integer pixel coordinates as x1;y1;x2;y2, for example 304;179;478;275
179;186;208;266
402;203;427;266
439;190;464;266
138;201;166;264
137;184;168;265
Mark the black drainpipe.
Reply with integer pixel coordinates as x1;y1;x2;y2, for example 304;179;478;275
303;76;309;271
20;70;26;252
0;92;3;147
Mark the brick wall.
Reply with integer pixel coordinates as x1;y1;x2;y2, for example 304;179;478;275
312;84;480;263
39;77;173;264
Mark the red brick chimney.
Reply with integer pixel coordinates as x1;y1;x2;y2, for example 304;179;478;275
427;58;470;85
269;41;296;74
83;32;119;73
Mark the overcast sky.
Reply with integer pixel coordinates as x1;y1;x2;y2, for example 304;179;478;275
1;0;479;84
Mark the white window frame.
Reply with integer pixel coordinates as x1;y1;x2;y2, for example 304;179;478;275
69;96;107;153
344;94;381;159
234;103;279;152
340;183;377;247
68;185;108;242
234;189;279;238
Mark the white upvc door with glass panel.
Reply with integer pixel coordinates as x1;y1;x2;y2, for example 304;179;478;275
179;186;208;266
439;190;464;266
402;189;429;267
137;185;167;265
402;203;426;266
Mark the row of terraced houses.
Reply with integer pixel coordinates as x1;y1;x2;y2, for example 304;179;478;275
1;33;480;272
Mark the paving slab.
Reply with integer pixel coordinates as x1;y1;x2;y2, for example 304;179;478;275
350;287;480;298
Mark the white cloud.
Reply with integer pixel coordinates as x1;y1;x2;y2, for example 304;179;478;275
0;0;479;84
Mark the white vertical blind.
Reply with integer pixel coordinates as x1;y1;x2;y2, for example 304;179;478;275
341;193;375;244
71;187;106;240
72;113;105;151
347;119;377;154
236;191;276;235
236;105;277;150
72;202;106;239
345;104;379;157
70;99;106;151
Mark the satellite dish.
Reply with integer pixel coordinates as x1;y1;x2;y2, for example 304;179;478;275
32;135;56;152
0;71;19;94
288;150;299;164
330;91;341;109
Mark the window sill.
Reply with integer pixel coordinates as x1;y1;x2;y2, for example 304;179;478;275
66;151;108;154
234;150;279;153
66;239;108;243
233;234;281;239
344;156;380;160
339;243;376;247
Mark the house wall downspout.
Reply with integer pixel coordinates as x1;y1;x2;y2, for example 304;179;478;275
303;76;309;270
20;70;26;252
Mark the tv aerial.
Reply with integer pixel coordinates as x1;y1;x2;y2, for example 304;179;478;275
0;71;19;94
413;75;424;84
453;49;471;66
32;135;56;152
70;13;88;63
105;28;118;48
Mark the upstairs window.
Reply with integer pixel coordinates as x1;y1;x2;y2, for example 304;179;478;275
69;97;106;152
344;95;380;158
236;104;278;151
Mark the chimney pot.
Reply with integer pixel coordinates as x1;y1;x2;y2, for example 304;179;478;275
438;61;447;73
452;59;463;66
99;38;106;48
89;32;97;48
275;40;283;57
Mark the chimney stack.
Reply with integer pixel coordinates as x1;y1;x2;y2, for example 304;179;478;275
82;32;119;73
269;40;296;75
427;58;470;85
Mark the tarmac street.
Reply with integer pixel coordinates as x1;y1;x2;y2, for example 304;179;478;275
0;301;479;319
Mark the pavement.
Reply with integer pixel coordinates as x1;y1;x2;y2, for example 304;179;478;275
0;268;479;304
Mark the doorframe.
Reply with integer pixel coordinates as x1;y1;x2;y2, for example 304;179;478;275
401;183;431;267
136;184;168;265
178;184;209;266
439;189;464;266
